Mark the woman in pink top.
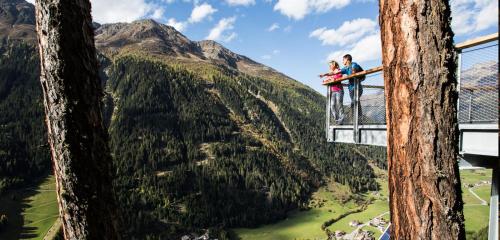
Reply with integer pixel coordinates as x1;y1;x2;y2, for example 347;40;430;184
319;60;344;124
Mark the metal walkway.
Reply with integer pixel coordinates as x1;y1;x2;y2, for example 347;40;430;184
323;33;499;240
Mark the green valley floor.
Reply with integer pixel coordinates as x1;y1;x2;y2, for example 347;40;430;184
233;168;492;240
0;169;492;240
0;175;59;240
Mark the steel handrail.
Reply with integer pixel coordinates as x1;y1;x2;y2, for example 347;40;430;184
322;33;499;86
322;66;383;85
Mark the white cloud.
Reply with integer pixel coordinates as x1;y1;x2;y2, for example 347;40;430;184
274;0;309;20
165;2;218;32
225;0;256;6
310;17;381;65
151;8;165;20
225;32;238;42
25;0;34;4
311;0;350;13
167;18;187;32
451;0;498;36
206;17;237;42
326;33;381;64
475;1;497;31
261;49;280;60
267;23;280;32
189;3;217;23
283;25;292;32
310;18;377;46
91;0;160;23
274;0;351;20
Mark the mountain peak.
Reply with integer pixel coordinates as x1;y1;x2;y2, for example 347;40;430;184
95;19;201;57
131;18;161;26
94;19;266;72
0;1;291;83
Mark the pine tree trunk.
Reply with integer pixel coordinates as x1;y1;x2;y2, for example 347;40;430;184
35;0;120;239
379;0;465;239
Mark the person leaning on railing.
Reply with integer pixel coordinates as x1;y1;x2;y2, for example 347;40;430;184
319;60;344;125
333;54;365;119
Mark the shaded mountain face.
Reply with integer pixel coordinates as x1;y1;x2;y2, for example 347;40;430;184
0;0;36;44
0;1;381;238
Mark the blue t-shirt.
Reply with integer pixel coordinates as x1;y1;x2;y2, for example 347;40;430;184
340;62;363;91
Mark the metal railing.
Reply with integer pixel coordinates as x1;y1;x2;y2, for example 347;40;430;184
323;33;499;142
457;36;498;123
359;74;385;125
324;66;385;141
323;33;499;240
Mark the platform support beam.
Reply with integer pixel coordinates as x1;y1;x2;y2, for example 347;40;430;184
353;78;360;144
326;87;331;141
488;166;499;240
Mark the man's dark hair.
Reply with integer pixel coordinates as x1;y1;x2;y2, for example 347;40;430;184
343;54;352;62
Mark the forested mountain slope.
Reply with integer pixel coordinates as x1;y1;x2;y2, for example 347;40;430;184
0;0;380;238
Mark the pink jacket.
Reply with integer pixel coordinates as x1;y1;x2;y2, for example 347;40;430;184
327;73;343;92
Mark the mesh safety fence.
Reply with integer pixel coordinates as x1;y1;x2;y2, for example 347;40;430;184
458;41;498;123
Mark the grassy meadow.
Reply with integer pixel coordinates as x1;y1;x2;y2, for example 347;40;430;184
0;175;58;240
233;181;360;240
0;170;492;240
234;168;492;240
461;169;492;239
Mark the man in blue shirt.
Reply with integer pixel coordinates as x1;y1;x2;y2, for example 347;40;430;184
335;54;364;120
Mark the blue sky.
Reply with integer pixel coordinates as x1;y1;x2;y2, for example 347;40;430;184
27;0;497;94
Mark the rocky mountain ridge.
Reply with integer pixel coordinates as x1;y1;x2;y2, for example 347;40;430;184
0;0;36;44
0;0;296;87
94;18;289;82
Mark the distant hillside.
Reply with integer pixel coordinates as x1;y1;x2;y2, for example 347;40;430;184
0;1;382;238
0;0;36;44
95;19;300;85
460;61;497;88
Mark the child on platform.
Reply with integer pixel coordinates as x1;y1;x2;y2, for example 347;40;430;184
320;60;344;125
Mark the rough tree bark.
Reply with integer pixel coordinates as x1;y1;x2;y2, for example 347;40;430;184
35;0;120;239
379;0;465;239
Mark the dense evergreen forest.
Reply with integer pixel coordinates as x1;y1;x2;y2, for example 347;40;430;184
0;42;384;239
0;43;50;193
105;56;380;238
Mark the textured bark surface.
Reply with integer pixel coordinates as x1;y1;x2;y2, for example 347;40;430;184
35;0;120;239
379;0;465;239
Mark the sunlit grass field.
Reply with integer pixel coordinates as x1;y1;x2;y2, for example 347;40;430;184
475;185;491;204
234;175;390;240
0;170;491;240
461;169;492;239
0;176;58;240
233;182;357;240
234;169;492;240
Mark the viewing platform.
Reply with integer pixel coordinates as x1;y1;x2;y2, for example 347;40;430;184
323;33;499;240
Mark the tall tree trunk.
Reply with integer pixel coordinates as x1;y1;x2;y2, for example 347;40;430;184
379;0;465;239
35;0;120;239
